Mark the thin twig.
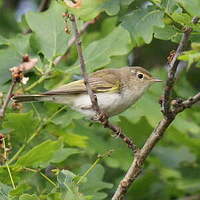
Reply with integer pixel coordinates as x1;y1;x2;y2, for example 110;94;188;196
70;14;138;153
54;19;95;65
2;138;16;189
112;20;200;200
0;81;16;120
40;172;57;186
174;92;200;114
23;167;56;186
77;150;113;185
70;15;100;111
25;74;50;92
162;27;192;117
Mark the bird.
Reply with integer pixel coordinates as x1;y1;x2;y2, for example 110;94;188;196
12;66;162;118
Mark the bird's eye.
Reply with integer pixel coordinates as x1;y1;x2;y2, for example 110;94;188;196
137;73;144;79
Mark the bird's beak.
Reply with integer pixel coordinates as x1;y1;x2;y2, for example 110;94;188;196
152;78;162;82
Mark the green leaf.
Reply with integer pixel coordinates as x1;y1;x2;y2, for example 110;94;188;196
57;170;85;200
3;111;39;145
153;146;196;168
0;182;12;200
121;0;135;6
128;170;169;200
179;50;200;68
179;42;200;68
65;0;135;21
118;116;153;147
191;42;200;50
46;192;62;200
15;140;62;168
62;132;88;148
9;184;31;198
19;194;39;200
165;127;200;157
0;10;20;37
154;25;181;41
25;2;69;60
177;179;200;193
171;13;200;31
178;0;200;17
121;9;164;46
50;108;83;128
51;148;82;163
0;35;9;46
190;33;200;43
70;119;133;170
70;26;131;72
57;169;76;190
78;164;113;200
160;168;182;180
0;34;30;85
161;0;178;14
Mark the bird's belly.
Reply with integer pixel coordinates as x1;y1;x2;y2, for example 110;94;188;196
72;92;136;117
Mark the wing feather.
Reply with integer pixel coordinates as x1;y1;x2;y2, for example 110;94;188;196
43;69;120;95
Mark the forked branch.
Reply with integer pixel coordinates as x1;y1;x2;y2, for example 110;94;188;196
162;27;192;117
112;22;200;200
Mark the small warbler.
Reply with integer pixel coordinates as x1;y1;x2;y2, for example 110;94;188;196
13;67;162;117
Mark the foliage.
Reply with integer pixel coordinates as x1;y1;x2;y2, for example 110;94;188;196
0;0;200;199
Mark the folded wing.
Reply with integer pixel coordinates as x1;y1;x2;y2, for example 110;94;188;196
43;69;121;95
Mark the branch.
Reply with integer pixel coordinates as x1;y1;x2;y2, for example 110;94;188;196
0;81;16;120
70;14;138;152
53;19;95;65
162;27;192;117
1;136;16;189
112;22;200;199
70;15;99;111
173;92;200;114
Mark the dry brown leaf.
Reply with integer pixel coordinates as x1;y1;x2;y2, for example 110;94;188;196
9;56;38;83
10;58;38;73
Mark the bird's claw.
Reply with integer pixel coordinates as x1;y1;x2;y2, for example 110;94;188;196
111;127;121;139
92;112;108;126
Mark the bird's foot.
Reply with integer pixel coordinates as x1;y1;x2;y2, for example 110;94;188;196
92;111;108;123
98;111;108;124
110;126;121;139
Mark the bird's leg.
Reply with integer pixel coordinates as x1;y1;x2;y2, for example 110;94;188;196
98;111;108;124
91;111;109;126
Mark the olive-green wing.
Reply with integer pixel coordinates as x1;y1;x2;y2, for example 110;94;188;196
43;69;120;95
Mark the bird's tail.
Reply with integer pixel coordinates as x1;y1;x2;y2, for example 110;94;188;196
12;95;50;103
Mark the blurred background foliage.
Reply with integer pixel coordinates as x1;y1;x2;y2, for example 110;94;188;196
0;0;200;199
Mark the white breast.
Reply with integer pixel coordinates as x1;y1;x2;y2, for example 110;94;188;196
72;89;139;117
